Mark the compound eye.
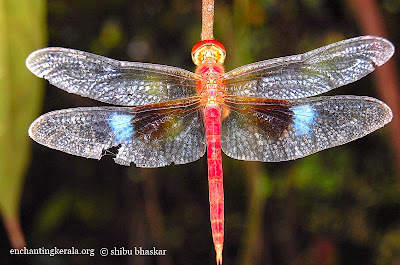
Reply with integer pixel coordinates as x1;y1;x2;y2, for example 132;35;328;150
191;40;226;65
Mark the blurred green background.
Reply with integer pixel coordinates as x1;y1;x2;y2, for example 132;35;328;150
1;0;400;265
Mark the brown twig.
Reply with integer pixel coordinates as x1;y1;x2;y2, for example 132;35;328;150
348;0;400;175
201;0;214;40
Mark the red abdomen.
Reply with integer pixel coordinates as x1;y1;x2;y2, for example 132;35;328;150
204;105;224;264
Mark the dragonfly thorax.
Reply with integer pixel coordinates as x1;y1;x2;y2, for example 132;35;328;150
195;62;225;102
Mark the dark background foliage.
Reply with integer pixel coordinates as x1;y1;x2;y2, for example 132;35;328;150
1;0;400;264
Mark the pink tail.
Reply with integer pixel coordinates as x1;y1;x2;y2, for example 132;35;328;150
204;105;224;264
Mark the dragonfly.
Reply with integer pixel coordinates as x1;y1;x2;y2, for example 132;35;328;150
27;35;394;264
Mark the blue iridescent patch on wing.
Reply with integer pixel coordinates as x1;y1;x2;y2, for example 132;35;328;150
291;104;315;135
108;112;134;143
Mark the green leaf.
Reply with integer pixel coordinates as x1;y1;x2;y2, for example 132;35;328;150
0;0;46;248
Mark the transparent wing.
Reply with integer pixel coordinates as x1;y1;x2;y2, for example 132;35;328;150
28;98;206;167
224;36;394;99
221;95;392;162
26;47;198;106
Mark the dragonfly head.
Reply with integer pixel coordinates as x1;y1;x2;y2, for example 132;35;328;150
191;40;226;65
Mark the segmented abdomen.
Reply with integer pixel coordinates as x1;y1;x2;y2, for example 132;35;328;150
204;105;224;264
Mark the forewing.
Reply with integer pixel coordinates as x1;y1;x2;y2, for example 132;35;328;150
221;95;392;162
224;36;394;99
29;98;206;167
26;47;198;106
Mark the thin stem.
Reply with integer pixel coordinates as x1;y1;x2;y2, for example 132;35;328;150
348;0;400;177
201;0;214;40
3;215;26;249
142;169;173;265
239;162;269;265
